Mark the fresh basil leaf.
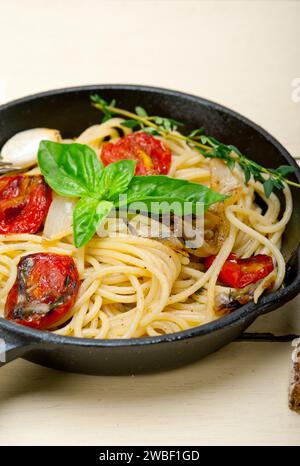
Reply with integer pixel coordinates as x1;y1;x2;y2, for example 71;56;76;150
116;176;228;215
98;160;136;200
38;141;103;198
73;198;113;248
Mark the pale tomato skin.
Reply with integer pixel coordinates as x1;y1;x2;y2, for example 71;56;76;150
0;175;52;234
5;253;80;330
101;132;172;175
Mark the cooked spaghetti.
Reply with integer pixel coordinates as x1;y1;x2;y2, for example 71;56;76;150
0;112;293;339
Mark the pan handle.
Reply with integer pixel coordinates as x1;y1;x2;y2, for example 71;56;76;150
0;329;33;367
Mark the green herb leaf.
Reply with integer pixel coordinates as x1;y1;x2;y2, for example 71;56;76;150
160;118;183;132
263;179;274;198
244;166;251;184
272;178;284;190
276;165;296;177
99;160;136;200
90;95;116;122
188;128;204;138
226;158;235;170
154;117;163;125
228;144;242;156
90;94;104;104
203;142;236;171
200;135;221;147
117;176;228;215
121;120;140;129
143;127;160;136
73;198;113;248
38;141;103;198
135;106;148;117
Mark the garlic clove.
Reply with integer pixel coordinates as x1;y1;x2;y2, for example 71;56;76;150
0;128;61;168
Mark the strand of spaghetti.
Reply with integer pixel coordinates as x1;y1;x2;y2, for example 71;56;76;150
89;316;98;329
0;243;73;255
205;222;237;318
167;265;214;305
87;248;148;269
253;271;276;302
174;168;211;181
89;240;175;306
94;311;110;338
100;281;150;295
122;275;145;338
259;229;284;255
73;280;102;312
82;294;103;327
72;302;89;337
0;255;16;299
232;187;292;234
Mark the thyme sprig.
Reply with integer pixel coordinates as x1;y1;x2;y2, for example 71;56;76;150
90;94;300;197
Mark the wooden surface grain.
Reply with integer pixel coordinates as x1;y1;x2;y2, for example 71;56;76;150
0;0;299;446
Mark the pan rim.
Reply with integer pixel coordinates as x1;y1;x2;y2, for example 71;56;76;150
0;83;299;348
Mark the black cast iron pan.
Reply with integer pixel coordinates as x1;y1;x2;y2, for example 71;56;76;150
0;85;299;375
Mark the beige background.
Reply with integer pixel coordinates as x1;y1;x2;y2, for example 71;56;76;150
0;0;300;446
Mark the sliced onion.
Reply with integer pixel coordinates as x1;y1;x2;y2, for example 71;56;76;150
43;194;75;240
76;118;130;149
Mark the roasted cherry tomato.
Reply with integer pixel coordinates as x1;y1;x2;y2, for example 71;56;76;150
5;253;79;330
0;175;51;234
101;132;172;175
204;253;274;288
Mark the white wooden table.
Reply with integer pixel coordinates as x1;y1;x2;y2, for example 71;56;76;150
0;0;299;446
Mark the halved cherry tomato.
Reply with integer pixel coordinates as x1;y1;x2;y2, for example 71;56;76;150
5;253;79;330
101;132;172;175
204;253;274;288
0;175;51;234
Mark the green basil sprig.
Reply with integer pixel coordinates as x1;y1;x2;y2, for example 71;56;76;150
38;140;227;248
